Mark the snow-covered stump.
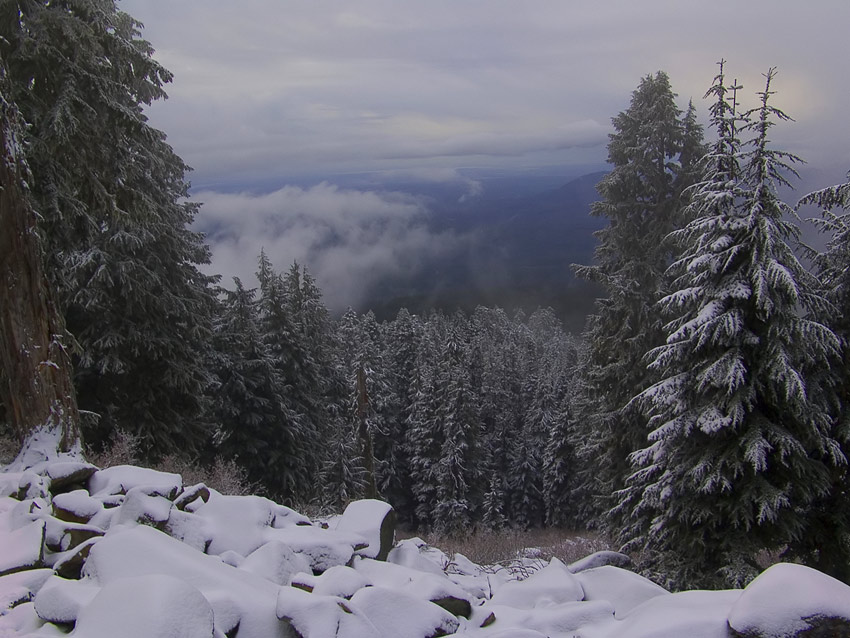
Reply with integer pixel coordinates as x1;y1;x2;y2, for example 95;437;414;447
728;563;850;638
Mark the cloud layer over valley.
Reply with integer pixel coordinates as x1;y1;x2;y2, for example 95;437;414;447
196;183;462;311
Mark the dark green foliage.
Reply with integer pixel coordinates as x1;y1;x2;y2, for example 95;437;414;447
1;0;218;457
621;66;845;589
573;71;705;529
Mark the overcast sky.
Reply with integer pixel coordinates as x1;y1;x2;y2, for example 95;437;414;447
119;0;850;307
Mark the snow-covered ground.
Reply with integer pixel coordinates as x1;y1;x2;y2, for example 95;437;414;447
1;460;850;638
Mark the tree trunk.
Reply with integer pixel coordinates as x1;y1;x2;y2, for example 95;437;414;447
356;364;377;499
0;97;82;465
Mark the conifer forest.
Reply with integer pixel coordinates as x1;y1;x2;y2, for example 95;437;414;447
3;1;850;592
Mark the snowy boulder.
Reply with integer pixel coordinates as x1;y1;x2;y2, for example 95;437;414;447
267;525;365;573
335;499;396;561
45;461;97;493
488;558;584;609
83;524;290;638
173;482;211;511
52;489;103;524
113;485;174;528
568;549;632;573
292;565;373;598
0;568;52;612
610;588;741;638
0;520;45;576
163;508;214;552
72;574;215;638
52;537;100;580
728;563;850;638
276;586;380;638
482;599;615;636
87;465;181;498
43;515;104;552
239;540;312;585
14;472;50;500
353;555;474;617
33;575;100;624
388;538;449;576
193;492;278;556
575;565;668;618
349;586;461;638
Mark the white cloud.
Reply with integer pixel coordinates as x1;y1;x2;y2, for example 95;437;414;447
194;184;460;311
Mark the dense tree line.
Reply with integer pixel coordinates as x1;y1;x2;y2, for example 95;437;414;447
5;1;850;592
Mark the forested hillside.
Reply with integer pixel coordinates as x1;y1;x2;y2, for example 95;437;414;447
3;0;850;596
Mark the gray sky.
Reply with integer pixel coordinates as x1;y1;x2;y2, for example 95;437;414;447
119;0;850;307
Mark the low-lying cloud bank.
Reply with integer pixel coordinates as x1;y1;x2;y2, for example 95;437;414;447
194;183;461;311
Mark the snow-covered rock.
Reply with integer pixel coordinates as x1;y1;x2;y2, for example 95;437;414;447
576;564;668;618
32;575;99;624
352;554;473;616
728;562;850;637
239;539;312;585
483;599;616;636
51;489;103;524
334;499;396;561
87;465;181;499
83;524;289;638
488;557;584;609
610;588;742;638
349;586;460;638
568;549;632;573
0;568;52;612
0;520;45;576
292;564;372;598
387;538;448;576
266;525;365;573
44;461;97;493
276;586;379;638
71;574;214;638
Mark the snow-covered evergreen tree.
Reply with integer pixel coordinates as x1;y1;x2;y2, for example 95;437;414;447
573;71;702;529
1;0;219;458
621;67;844;588
211;278;299;499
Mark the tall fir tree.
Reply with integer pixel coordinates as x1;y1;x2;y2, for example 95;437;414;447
620;67;844;588
573;71;703;528
1;0;218;457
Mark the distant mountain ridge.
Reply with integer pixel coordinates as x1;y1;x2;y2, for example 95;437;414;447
364;171;607;332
